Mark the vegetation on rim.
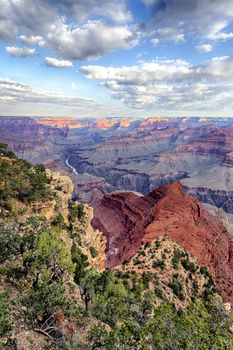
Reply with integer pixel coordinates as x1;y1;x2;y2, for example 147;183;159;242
0;146;233;349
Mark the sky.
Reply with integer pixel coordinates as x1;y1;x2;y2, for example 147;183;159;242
1;0;233;118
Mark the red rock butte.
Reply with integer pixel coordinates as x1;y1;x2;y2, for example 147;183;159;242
92;181;233;307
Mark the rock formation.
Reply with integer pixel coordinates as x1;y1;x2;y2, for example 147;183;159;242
2;116;233;217
92;181;233;307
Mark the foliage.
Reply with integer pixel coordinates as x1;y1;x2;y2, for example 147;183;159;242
23;228;75;285
90;246;98;258
0;149;51;213
181;258;197;273
172;248;186;269
86;296;233;349
68;201;85;222
71;243;89;284
23;281;67;324
0;150;233;349
0;143;7;151
0;224;22;263
0;218;75;325
52;213;65;228
168;277;185;300
21;228;74;323
91;271;130;326
0;293;11;337
152;259;165;270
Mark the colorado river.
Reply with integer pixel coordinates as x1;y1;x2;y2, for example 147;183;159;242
66;155;79;175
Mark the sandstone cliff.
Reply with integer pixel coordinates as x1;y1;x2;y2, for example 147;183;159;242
92;181;233;307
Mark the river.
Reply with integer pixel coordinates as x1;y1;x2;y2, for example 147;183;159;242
65;155;79;175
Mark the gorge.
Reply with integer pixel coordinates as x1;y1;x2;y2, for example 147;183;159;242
1;116;233;217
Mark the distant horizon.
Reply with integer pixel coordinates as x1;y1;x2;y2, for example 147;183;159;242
1;115;233;120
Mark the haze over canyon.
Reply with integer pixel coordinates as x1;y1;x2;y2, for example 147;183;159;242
2;116;233;218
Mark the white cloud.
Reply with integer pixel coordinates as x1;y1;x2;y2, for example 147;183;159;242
198;56;233;79
206;20;233;41
41;20;138;61
156;27;185;44
45;57;73;68
0;77;145;118
0;0;135;61
6;46;37;57
80;56;233;111
144;0;233;43
196;44;213;53
0;77;98;108
80;59;192;83
20;35;43;45
151;37;159;46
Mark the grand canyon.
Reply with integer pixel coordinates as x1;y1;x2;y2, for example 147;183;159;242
2;0;233;348
2;116;233;215
1;130;233;349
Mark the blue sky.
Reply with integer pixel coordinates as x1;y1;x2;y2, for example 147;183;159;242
1;0;233;117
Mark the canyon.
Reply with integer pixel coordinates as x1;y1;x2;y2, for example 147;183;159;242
1;116;233;216
1;150;232;349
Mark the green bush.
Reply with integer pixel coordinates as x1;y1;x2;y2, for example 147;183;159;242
0;293;11;336
168;278;185;300
172;248;186;269
181;258;197;273
152;259;165;270
200;265;210;277
0;151;51;212
71;243;89;283
0;225;21;263
154;286;164;299
90;246;98;258
53;213;65;228
154;240;161;249
23;281;67;323
68;201;85;222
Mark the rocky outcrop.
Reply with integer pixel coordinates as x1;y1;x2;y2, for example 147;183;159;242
22;170;74;224
92;181;233;307
79;206;106;271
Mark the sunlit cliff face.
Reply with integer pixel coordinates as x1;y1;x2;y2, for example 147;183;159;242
37;117;83;128
94;119;116;130
140;117;169;126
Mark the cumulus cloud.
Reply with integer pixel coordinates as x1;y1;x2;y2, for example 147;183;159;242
0;0;55;41
80;56;233;110
6;46;37;57
20;35;43;45
42;20;138;61
143;0;233;44
0;78;98;108
196;44;213;53
0;0;135;61
45;57;73;68
80;60;192;83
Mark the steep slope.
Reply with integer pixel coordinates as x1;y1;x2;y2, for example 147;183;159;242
120;235;217;310
92;181;233;307
1;148;233;349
